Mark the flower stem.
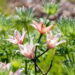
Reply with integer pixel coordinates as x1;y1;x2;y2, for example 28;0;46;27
32;59;44;74
37;48;49;58
44;49;56;75
34;34;43;75
37;34;43;43
36;63;44;74
35;34;42;58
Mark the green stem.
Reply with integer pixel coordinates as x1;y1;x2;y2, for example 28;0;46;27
34;34;43;75
32;59;44;74
37;48;49;58
25;59;27;74
35;34;42;57
36;63;44;74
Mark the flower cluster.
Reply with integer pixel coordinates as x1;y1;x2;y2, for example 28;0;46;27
7;21;66;60
7;28;35;59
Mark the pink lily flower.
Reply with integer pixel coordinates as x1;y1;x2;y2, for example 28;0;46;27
32;20;54;34
9;69;22;75
7;28;26;44
19;38;36;59
0;62;10;70
46;31;66;49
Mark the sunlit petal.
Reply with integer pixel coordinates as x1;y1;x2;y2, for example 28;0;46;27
6;39;18;44
56;40;66;46
31;24;37;29
19;44;24;51
32;20;41;31
14;30;21;40
8;35;14;39
43;24;54;33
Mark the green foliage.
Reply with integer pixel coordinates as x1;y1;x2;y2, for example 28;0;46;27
15;6;33;26
57;18;75;54
56;18;75;74
43;2;59;15
11;59;21;72
0;13;15;62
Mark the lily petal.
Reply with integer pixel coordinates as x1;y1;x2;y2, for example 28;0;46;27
56;40;66;46
14;30;21;40
32;20;41;31
19;44;28;56
8;35;14;39
6;39;18;44
43;24;55;33
19;44;24;51
31;24;37;29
